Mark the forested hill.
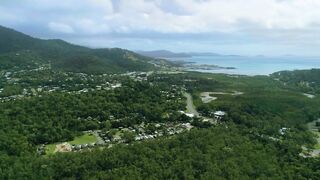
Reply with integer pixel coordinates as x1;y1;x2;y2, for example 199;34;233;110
271;69;320;94
0;25;165;73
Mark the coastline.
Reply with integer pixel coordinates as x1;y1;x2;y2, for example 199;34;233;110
170;59;236;71
165;55;320;75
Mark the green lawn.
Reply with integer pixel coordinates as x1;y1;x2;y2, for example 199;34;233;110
69;133;97;145
44;133;98;155
45;143;58;155
114;131;123;139
314;132;320;150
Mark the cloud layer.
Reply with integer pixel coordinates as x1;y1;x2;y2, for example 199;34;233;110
1;0;320;55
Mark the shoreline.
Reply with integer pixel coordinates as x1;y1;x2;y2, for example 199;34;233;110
171;60;236;71
165;56;320;76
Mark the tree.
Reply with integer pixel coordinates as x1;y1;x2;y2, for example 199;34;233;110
122;131;135;143
106;129;117;140
102;121;112;131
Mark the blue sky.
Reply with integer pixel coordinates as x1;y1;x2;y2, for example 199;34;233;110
1;0;320;56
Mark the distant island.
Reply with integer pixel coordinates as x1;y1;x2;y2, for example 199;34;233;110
136;50;192;58
184;64;236;71
171;60;236;71
136;50;228;58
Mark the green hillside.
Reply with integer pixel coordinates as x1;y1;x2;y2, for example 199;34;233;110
271;69;320;94
0;25;162;73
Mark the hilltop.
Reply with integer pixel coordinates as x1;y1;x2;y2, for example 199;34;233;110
137;50;192;58
0;25;168;73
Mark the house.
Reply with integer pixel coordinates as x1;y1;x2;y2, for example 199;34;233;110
181;123;193;131
179;110;195;118
214;111;226;120
113;136;122;141
82;144;88;148
111;83;122;89
279;127;289;135
135;136;142;141
96;141;104;145
185;113;195;118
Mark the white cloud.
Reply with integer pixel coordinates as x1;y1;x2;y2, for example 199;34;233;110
103;0;320;33
48;22;74;33
4;0;320;34
2;0;320;55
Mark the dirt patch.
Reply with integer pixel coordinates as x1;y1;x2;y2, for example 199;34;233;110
200;92;218;103
200;91;244;103
303;93;315;99
55;142;72;153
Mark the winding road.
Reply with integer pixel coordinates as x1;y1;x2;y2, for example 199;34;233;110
183;92;200;117
305;120;320;157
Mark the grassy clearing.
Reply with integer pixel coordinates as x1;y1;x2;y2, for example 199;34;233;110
45;133;98;155
69;133;97;145
114;131;123;139
45;143;58;155
313;132;320;150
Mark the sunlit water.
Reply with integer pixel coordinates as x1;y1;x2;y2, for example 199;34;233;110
170;56;320;75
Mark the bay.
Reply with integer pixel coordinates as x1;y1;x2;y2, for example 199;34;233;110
170;56;320;75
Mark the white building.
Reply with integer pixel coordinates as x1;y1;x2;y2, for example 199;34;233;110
214;111;226;120
279;127;289;135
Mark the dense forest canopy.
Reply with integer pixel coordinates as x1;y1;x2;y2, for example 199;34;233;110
1;68;320;179
271;69;320;94
0;26;320;179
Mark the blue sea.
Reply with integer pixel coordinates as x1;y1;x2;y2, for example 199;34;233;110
172;56;320;75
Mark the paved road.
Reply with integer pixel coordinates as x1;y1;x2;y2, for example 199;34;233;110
307;120;320;144
305;120;320;157
184;92;200;117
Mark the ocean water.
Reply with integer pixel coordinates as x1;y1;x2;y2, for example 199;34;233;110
175;56;320;75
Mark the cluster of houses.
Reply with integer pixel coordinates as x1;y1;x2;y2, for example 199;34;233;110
99;122;194;144
0;67;124;102
72;142;97;151
122;71;153;82
0;95;25;102
69;82;122;95
37;141;100;155
1;67;188;104
4;72;12;80
133;124;190;141
179;110;227;122
38;122;195;155
2;63;50;80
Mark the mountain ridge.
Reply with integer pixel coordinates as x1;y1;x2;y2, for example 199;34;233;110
136;50;229;58
0;25;163;73
136;50;192;58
